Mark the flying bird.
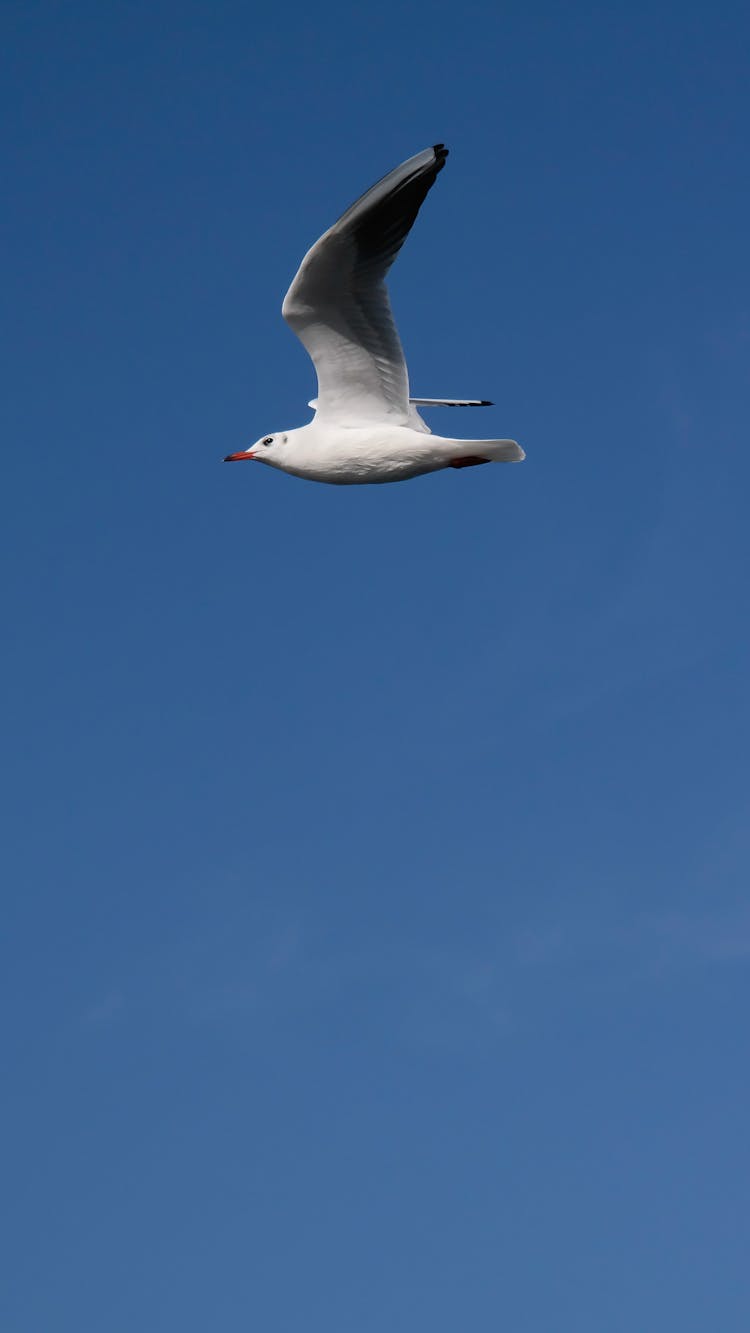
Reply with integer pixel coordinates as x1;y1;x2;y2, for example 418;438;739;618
224;144;524;484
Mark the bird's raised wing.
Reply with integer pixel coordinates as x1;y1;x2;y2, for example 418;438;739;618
282;145;448;427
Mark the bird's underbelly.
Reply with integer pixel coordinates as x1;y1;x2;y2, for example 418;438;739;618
277;429;443;485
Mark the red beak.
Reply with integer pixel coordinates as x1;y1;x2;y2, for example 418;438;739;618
223;450;257;462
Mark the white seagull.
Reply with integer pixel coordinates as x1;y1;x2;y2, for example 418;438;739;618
224;144;524;484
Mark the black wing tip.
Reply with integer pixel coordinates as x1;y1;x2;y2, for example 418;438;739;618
479;399;493;406
433;143;449;170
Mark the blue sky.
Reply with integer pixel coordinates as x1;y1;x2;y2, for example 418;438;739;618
3;1;749;1328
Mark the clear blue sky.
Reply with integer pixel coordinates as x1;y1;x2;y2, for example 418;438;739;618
3;1;749;1328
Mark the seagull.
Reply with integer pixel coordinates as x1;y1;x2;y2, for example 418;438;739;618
224;144;524;485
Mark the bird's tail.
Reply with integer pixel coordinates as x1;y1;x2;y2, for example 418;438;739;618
441;437;525;465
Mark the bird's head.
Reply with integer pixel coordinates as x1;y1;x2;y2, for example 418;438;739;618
224;433;287;464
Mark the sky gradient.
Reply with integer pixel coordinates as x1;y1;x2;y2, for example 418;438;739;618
3;1;750;1329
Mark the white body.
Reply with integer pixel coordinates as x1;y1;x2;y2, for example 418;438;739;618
257;422;523;485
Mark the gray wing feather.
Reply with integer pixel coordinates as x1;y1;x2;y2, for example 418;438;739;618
282;145;448;425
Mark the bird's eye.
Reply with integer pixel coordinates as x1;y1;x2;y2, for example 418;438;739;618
262;436;273;446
